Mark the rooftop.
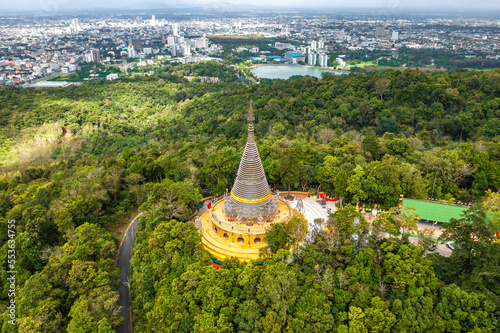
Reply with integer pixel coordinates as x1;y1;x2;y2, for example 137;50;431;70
285;52;306;57
31;81;75;88
403;198;468;223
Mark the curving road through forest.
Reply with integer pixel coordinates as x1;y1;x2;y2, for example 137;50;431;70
116;212;142;333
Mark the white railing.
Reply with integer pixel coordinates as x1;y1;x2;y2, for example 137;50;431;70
210;209;268;232
208;194;292;233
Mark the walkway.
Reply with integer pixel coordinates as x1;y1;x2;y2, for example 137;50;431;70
291;197;334;243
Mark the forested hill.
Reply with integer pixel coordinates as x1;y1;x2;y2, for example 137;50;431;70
0;66;499;332
1;68;500;205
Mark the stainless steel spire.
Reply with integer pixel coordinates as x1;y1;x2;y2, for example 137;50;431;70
224;101;278;220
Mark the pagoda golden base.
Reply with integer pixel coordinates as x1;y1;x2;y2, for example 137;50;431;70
199;197;305;262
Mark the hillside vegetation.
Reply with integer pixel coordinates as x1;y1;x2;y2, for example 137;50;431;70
0;64;499;332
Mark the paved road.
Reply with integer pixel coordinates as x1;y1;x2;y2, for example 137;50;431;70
117;213;142;333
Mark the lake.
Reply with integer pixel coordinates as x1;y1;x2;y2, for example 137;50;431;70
250;65;344;80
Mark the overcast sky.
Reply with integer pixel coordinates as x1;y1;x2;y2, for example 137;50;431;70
5;0;500;12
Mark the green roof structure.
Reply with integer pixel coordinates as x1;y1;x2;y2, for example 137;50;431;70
403;198;468;224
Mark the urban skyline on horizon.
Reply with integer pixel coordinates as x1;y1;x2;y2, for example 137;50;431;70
1;4;499;88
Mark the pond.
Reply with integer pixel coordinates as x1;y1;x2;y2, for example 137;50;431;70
250;65;344;80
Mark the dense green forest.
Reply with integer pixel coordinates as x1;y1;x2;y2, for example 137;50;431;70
130;203;499;332
0;63;499;331
346;48;500;70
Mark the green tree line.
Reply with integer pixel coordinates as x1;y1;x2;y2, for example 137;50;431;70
0;65;500;331
129;200;499;332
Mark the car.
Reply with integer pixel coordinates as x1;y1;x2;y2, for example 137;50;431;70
446;241;455;250
428;243;437;251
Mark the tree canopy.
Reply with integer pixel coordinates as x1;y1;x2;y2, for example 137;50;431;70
1;65;500;331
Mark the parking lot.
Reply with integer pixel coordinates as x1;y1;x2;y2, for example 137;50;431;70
408;237;453;257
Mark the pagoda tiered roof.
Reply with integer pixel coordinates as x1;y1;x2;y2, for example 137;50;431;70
224;102;278;220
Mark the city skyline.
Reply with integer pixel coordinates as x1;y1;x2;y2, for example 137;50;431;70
2;4;499;88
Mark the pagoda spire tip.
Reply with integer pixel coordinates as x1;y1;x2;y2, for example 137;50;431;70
247;101;255;142
248;100;254;123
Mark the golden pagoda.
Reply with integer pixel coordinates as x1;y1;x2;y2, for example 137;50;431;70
198;102;302;262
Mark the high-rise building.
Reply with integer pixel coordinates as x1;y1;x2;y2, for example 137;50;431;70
308;53;317;66
391;31;399;41
201;37;209;48
90;49;100;62
295;21;303;33
172;23;178;36
130;37;142;53
310;40;324;51
167;36;176;46
318;53;328;67
150;15;156;26
127;45;136;58
181;44;191;56
69;19;83;34
375;26;385;38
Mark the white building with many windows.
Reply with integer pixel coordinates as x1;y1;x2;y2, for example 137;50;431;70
318;53;328;67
